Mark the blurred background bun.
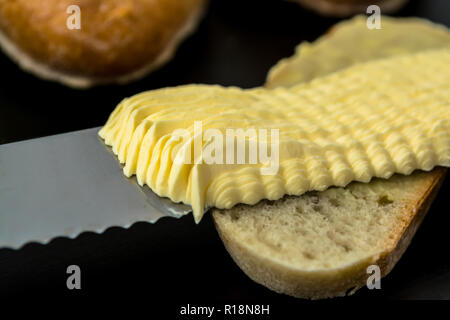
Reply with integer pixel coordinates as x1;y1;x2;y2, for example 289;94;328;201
288;0;408;16
0;0;207;88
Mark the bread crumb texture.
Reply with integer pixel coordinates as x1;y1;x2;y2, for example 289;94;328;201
215;171;436;269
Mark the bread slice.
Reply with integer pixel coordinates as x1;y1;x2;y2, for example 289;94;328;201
213;17;449;299
213;168;446;299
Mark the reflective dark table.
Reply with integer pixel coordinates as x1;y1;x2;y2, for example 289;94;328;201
0;0;449;306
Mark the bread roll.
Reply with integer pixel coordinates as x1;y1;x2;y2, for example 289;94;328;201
0;0;206;88
288;0;408;16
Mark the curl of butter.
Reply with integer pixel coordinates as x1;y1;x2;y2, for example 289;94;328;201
266;15;450;88
99;50;450;222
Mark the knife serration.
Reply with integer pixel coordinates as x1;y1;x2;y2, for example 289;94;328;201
0;128;192;249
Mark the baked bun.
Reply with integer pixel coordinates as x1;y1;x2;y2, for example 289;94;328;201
289;0;408;17
0;0;206;88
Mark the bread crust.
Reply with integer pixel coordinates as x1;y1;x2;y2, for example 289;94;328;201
288;0;408;17
213;168;447;299
0;0;206;88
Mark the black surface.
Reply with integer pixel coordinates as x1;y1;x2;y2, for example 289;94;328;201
1;0;449;307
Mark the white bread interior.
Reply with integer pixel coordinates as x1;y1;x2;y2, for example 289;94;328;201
213;168;446;299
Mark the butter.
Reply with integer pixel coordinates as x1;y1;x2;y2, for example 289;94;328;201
267;15;450;88
99;50;450;222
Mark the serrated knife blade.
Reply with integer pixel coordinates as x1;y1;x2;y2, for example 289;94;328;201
0;127;192;249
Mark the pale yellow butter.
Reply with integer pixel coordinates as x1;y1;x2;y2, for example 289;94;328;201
100;50;450;222
267;15;450;88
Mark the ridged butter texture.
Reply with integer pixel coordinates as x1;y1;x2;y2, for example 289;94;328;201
99;50;450;222
266;15;450;88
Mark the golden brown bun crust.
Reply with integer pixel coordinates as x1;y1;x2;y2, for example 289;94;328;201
289;0;408;17
0;0;206;83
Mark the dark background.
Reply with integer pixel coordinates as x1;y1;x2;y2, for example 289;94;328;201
0;0;449;307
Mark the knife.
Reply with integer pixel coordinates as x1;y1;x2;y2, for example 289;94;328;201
0;127;193;249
